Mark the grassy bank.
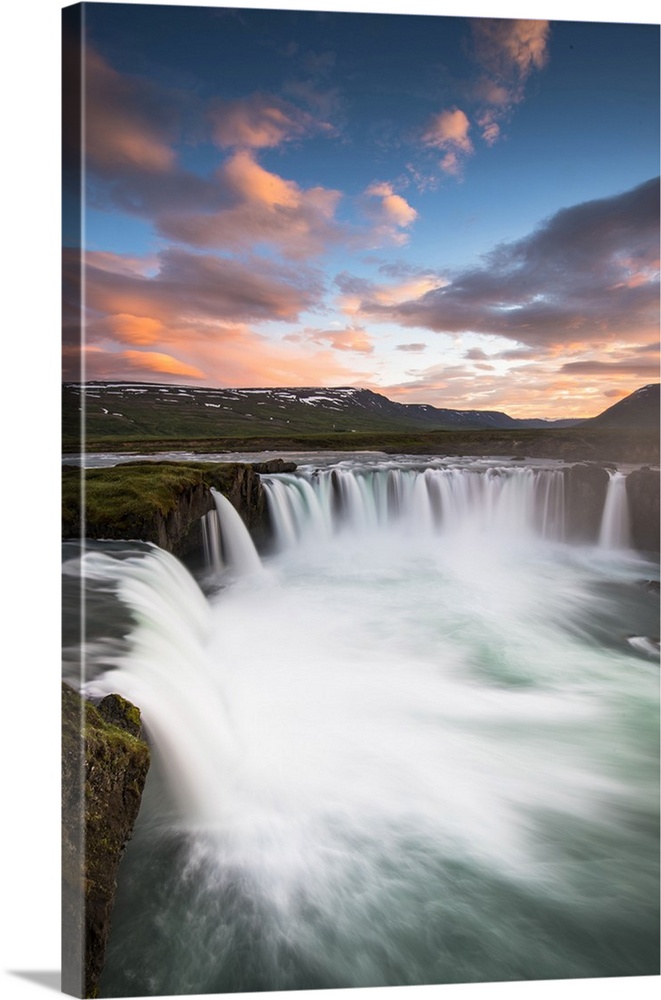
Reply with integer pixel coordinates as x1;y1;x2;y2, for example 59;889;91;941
62;461;255;541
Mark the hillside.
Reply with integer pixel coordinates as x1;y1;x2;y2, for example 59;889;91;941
62;381;581;446
585;383;660;429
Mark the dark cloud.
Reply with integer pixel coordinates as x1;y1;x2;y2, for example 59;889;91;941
559;360;661;377
396;343;427;352
83;247;324;327
356;178;660;348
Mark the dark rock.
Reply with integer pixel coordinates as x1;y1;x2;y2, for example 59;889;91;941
563;463;610;542
62;462;271;558
62;683;150;998
626;467;660;553
251;458;297;474
155;482;214;558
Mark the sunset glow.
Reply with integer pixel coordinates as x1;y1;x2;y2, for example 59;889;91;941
63;3;660;418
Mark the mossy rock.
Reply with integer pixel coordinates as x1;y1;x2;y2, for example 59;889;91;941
62;683;151;998
62;460;268;555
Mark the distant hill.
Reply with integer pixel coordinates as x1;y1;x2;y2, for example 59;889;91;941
585;384;660;430
62;381;582;443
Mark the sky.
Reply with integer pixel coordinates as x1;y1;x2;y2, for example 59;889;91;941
62;0;660;417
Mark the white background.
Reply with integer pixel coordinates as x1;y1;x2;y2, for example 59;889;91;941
1;1;658;998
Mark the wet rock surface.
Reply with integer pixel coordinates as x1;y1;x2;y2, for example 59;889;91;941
62;683;150;998
626;467;660;553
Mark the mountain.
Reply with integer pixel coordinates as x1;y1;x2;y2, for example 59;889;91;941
584;383;660;430
62;381;583;442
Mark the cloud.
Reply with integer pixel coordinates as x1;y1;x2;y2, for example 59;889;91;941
422;109;473;152
64;247;371;387
82;48;182;175
396;343;427;353
121;351;207;379
471;18;550;98
99;314;167;346
335;268;446;318
158;150;344;258
77;44;340;250
411;21;549;175
361;182;418;245
559;360;661;377
80;246;324;327
470;19;550;144
209;94;320;149
422;108;473;175
290;325;375;354
352;178;660;350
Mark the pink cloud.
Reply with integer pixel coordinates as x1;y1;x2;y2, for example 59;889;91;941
361;182;417;244
294;325;375;354
82;49;179;174
472;19;550;90
158;150;344;258
422;108;472;153
470;19;550;146
81;246;323;326
209;94;317;149
421;108;473;175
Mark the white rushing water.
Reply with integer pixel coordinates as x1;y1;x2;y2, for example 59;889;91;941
75;458;659;997
599;469;632;549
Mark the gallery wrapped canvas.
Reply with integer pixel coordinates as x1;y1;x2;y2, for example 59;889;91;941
62;2;660;998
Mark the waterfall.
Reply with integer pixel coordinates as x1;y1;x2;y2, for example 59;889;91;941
206;488;263;577
201;509;223;574
84;545;238;823
598;470;632;550
262;465;568;549
80;459;659;996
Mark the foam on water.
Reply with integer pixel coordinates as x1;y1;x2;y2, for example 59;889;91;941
78;460;659;995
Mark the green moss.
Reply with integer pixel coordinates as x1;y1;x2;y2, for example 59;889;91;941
62;460;250;542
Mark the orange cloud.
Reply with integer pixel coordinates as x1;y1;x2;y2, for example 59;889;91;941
102;314;167;346
159;150;343;258
224;149;301;207
122;351;207;379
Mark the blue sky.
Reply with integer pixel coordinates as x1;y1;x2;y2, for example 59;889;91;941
62;0;660;417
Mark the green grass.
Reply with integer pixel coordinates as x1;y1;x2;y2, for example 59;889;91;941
62;461;253;540
63;427;660;465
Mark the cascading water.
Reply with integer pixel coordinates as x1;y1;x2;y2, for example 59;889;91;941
206;488;263;577
264;464;569;549
599;469;632;550
69;457;659;997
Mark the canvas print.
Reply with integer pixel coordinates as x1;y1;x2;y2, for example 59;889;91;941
61;2;660;997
